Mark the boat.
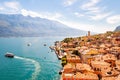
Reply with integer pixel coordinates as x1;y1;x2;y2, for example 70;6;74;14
59;69;64;75
44;44;47;46
27;43;31;46
49;46;55;50
5;52;14;58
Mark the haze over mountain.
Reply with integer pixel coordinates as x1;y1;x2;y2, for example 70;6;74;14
0;14;87;37
114;25;120;32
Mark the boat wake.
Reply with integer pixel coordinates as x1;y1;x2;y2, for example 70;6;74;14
14;56;40;80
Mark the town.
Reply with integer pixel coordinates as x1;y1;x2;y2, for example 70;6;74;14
52;31;120;80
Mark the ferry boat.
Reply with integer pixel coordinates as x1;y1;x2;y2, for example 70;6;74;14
5;52;14;58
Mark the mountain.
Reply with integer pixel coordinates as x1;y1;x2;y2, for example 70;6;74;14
0;14;87;37
114;25;120;32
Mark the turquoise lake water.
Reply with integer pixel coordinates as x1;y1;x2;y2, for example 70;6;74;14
0;37;64;80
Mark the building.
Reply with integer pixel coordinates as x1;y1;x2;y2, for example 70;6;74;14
62;72;98;80
66;54;81;63
76;63;93;72
63;63;75;73
102;53;117;67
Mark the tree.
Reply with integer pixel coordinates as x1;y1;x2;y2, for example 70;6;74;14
63;37;73;43
61;56;67;67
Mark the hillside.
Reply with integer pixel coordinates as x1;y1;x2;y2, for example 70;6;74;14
0;14;87;37
114;25;120;32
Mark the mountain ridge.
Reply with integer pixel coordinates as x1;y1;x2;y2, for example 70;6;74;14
114;25;120;32
0;14;87;37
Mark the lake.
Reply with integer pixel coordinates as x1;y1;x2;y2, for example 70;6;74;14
0;37;64;80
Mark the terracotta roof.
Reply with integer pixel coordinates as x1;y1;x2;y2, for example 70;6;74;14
102;77;116;80
76;63;93;72
66;54;81;63
64;63;73;69
98;48;107;53
62;73;74;79
102;54;117;61
91;61;110;66
91;61;110;69
81;48;100;55
115;60;120;70
116;60;120;65
73;72;98;80
101;68;119;77
86;49;99;55
100;44;106;48
62;43;67;46
94;55;103;61
110;69;120;76
112;47;120;50
116;74;120;80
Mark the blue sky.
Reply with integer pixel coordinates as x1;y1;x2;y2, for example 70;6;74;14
0;0;120;33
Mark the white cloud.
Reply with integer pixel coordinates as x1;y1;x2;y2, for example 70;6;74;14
74;12;84;17
4;1;20;10
21;9;41;17
86;7;100;13
61;21;95;31
80;0;112;21
21;9;63;21
81;0;101;14
81;0;100;9
107;15;120;24
89;12;111;20
63;0;77;6
58;20;112;33
0;1;21;14
80;0;102;19
0;7;4;10
44;12;63;21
